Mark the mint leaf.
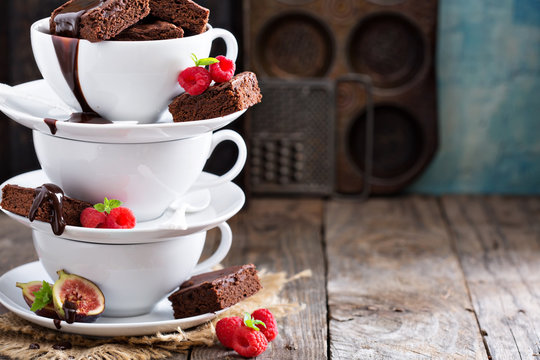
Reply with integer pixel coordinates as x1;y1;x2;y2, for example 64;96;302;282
243;312;266;331
93;197;123;214
191;53;219;67
108;199;122;209
30;281;53;312
196;57;219;66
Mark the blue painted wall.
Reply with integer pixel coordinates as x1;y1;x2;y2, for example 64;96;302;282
409;0;540;194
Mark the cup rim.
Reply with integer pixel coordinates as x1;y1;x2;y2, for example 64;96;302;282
32;227;208;246
31;17;214;44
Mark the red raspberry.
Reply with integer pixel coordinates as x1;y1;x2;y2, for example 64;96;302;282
80;207;107;228
232;325;268;358
215;316;243;349
209;56;236;83
178;66;212;95
251;308;278;342
104;207;136;229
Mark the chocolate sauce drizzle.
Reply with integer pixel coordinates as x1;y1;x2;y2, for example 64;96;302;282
63;300;78;324
49;0;119;130
44;118;58;135
43;112;113;135
51;35;92;113
52;300;79;329
53;0;104;38
28;183;67;236
67;112;113;124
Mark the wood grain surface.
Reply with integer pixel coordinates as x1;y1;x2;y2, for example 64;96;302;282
190;199;327;359
325;197;487;359
442;196;540;360
1;196;540;359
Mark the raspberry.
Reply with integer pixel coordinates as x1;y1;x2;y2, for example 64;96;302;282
178;66;212;95
216;316;243;349
104;207;136;229
80;207;107;228
251;308;278;342
232;325;268;358
209;56;236;83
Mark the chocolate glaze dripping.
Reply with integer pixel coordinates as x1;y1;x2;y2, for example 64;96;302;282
28;183;67;236
43;113;113;135
50;1;115;126
53;0;104;38
67;112;113;124
44;118;58;135
52;300;79;329
51;36;93;113
63;300;78;324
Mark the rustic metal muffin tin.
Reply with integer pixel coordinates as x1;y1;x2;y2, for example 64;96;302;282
244;0;438;195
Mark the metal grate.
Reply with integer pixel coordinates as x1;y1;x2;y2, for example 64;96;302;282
249;79;335;195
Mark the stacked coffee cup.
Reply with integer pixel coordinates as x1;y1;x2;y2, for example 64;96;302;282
0;16;253;319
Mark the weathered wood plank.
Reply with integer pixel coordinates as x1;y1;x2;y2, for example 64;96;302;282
325;196;487;359
441;196;540;360
191;199;327;359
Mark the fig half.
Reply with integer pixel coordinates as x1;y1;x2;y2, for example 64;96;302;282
52;270;105;323
16;281;59;319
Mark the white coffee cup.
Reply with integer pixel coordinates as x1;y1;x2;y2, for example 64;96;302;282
33;129;247;221
33;222;232;317
30;18;238;123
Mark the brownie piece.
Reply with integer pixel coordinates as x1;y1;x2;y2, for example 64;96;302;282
50;0;151;42
149;0;209;34
1;184;91;227
114;20;184;41
169;72;263;122
168;264;262;319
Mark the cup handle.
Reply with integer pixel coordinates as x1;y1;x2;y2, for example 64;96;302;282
210;28;238;63
192;222;232;275
190;129;247;190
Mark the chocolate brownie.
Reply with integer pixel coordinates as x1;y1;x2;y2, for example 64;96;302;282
114;20;184;41
169;72;263;122
168;264;262;319
1;184;91;228
50;0;151;42
149;0;209;34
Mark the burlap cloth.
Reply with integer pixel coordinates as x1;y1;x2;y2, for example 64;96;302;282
0;269;310;360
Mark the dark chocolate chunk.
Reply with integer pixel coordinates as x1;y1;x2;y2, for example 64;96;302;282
52;342;72;350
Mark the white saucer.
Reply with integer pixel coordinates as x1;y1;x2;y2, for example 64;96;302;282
0;80;246;143
0;170;245;244
0;262;221;336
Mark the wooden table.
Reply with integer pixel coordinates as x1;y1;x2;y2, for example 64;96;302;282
1;196;539;359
